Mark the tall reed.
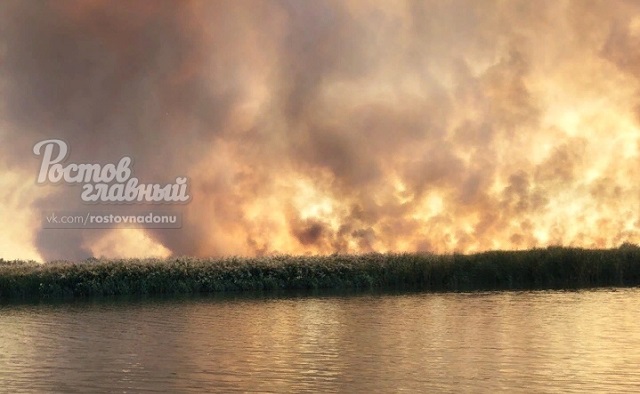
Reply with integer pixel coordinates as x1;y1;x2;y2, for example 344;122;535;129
2;245;640;300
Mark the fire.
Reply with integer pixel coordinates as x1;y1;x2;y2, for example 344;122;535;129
3;1;640;261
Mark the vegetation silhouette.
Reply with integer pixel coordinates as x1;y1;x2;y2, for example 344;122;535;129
2;245;640;300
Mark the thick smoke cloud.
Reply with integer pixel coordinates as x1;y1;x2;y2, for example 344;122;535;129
2;0;640;261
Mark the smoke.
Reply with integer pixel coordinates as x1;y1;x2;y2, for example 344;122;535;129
2;0;640;261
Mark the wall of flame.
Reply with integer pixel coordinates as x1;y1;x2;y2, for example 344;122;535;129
2;0;640;261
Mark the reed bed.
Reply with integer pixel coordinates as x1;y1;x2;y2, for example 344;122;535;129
2;245;640;300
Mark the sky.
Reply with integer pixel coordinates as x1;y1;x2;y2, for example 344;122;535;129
2;0;640;262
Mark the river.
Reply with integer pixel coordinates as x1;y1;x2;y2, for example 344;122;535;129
1;289;639;392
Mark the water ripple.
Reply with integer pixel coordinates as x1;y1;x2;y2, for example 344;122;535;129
1;289;639;392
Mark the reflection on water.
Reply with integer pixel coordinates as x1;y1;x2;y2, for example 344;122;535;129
1;289;640;392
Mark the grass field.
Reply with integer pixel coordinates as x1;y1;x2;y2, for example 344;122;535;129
2;245;640;300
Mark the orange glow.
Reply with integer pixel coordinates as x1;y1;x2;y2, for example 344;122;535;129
3;1;640;260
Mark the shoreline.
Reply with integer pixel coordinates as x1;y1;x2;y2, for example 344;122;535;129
2;246;640;300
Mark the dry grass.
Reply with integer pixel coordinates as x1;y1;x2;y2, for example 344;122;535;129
2;245;640;300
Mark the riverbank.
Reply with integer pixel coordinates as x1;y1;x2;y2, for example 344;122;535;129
2;246;640;300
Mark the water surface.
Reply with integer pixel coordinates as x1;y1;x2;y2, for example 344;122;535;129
1;289;639;392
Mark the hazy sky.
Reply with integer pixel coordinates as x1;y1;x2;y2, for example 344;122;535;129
2;0;640;262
